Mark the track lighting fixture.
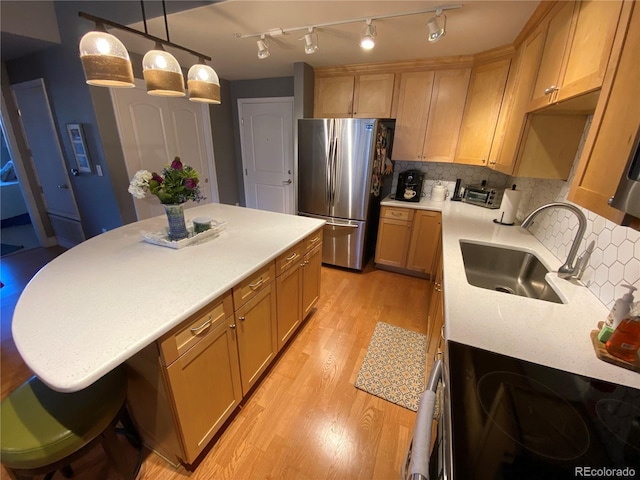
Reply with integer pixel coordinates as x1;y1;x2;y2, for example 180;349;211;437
257;35;270;59
426;8;447;43
360;19;376;50
78;0;221;104
235;4;462;58
302;28;318;55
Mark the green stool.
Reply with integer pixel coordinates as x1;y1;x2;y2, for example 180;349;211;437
0;367;140;480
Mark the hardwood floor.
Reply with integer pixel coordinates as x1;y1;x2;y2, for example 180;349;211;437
1;251;430;480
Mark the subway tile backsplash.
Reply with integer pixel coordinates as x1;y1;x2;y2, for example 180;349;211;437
391;117;640;310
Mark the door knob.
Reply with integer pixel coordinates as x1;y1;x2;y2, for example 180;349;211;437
283;179;292;185
57;184;69;189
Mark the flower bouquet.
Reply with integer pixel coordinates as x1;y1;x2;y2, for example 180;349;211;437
129;157;205;240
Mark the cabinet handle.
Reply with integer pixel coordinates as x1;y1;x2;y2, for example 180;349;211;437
481;159;486;164
441;324;445;339
391;211;402;217
544;85;558;95
309;236;319;244
239;316;246;322
229;323;236;329
434;282;442;292
190;314;213;334
249;277;264;290
608;196;614;205
286;253;298;261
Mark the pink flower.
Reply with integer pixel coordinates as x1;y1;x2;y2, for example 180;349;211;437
185;178;198;189
152;172;164;183
170;157;183;170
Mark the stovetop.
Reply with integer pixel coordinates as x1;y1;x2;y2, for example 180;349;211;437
447;341;640;479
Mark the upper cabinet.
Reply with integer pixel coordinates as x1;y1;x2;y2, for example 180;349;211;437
392;68;470;162
528;0;624;111
455;57;511;166
568;0;638;225
313;73;395;118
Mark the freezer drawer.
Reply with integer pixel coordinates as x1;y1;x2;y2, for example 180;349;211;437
299;214;367;270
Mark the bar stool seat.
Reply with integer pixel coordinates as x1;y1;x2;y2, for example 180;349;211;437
0;367;138;479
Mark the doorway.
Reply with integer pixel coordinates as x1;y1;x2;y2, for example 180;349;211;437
238;97;294;214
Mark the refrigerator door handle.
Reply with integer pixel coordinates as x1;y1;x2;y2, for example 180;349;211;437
325;222;358;228
330;136;338;206
326;120;335;206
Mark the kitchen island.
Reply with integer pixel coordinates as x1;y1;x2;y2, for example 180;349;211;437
381;196;639;389
12;203;325;393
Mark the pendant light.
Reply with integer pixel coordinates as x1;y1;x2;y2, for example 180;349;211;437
79;23;134;88
143;43;185;96
188;60;221;104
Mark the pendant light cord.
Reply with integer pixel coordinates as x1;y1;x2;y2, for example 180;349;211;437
140;0;148;34
162;0;170;42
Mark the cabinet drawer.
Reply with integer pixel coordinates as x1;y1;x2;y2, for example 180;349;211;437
276;243;303;276
159;291;233;366
304;229;323;253
233;262;276;309
381;206;414;222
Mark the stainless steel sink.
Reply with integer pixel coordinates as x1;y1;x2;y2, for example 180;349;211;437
459;241;564;304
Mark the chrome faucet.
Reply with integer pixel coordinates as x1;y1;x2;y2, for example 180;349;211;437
521;202;587;280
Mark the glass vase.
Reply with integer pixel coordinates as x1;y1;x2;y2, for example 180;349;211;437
163;203;188;241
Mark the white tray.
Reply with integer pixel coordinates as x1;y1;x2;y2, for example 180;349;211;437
142;220;226;249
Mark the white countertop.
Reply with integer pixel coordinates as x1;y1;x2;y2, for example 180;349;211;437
381;196;639;389
12;204;325;392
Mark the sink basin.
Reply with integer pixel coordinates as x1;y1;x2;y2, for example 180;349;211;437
459;241;564;304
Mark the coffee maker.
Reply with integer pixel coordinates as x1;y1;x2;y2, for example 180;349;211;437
396;170;424;202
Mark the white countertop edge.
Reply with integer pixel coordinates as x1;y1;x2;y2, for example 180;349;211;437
12;204;325;392
381;196;639;389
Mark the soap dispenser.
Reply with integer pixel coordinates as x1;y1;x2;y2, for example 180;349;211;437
598;285;637;342
606;302;640;363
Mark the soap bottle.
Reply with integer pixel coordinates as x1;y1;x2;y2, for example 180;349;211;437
605;302;640;363
598;285;636;342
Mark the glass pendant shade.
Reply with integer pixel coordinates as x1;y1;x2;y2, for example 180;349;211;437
142;48;185;97
79;30;134;87
187;64;221;104
427;15;446;42
360;23;376;50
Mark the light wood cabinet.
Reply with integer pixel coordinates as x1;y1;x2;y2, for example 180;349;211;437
392;69;470;162
374;206;414;269
313;73;395;118
302;243;322;319
375;206;441;278
425;234;444;377
406;210;442;275
455;58;511;166
528;0;623;111
569;0;639;225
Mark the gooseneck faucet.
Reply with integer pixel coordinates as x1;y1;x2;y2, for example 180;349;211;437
521;202;587;280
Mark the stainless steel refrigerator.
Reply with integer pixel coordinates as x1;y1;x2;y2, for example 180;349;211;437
297;118;393;270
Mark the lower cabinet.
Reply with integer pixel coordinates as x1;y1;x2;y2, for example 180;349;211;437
375;206;442;278
425;235;444;383
125;230;323;466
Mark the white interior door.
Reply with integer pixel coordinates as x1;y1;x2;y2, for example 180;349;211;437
12;79;81;221
111;80;219;220
238;98;294;214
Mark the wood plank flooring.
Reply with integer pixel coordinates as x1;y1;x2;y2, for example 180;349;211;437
1;249;430;480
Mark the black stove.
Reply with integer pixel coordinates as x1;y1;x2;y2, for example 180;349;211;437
447;341;640;479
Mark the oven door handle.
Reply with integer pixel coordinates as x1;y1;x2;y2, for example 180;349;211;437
406;359;443;480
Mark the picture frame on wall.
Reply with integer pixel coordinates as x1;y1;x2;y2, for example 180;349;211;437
66;124;91;173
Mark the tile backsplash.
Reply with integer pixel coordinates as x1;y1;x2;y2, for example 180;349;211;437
391;118;640;311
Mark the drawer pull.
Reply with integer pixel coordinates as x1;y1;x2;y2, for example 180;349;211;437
391;211;402;217
544;85;558;95
309;236;319;244
249;277;264;290
286;253;298;261
190;315;213;334
239;316;246;322
229;323;237;330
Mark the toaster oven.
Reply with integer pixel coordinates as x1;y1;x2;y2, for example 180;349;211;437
462;184;503;209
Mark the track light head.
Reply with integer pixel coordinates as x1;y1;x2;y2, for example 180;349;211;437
360;20;376;50
302;27;318;54
426;9;446;43
257;35;270;59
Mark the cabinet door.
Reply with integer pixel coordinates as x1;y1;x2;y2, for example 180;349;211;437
353;73;395;118
276;262;302;351
314;76;355;118
164;319;242;464
406;211;442;274
235;284;277;395
374;217;412;268
302;244;322;319
557;0;623;102
455;58;511;166
528;1;575;110
568;0;639;225
426;243;444;367
391;71;435;161
422;69;471;163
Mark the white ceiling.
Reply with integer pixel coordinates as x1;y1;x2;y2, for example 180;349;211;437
121;0;540;81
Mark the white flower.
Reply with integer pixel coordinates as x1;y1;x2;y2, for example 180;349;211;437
128;170;152;199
